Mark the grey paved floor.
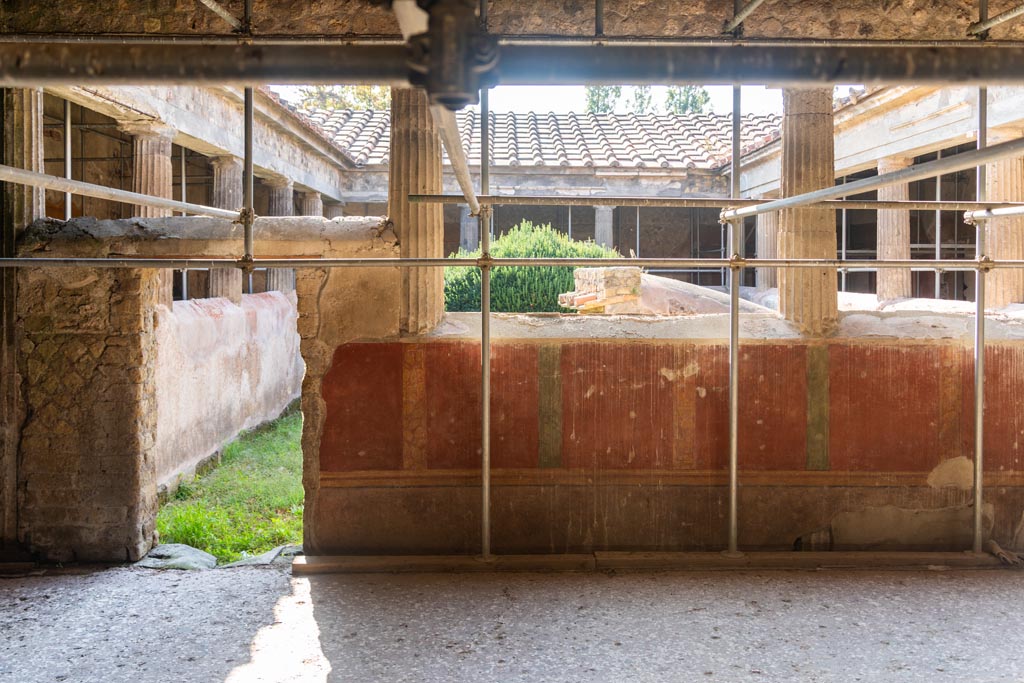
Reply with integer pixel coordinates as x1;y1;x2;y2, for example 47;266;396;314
2;566;1024;682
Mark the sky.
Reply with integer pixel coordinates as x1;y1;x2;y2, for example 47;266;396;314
272;84;787;115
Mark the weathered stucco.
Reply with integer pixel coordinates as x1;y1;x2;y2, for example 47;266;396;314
16;265;160;562
12;214;382;561
5;0;1023;41
152;292;303;492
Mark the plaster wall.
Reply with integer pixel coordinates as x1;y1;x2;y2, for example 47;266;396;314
152;292;303;491
310;312;1024;555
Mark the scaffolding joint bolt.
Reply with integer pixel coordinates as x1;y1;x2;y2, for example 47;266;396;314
238;254;256;274
978;255;995;272
729;253;747;270
477;253;494;269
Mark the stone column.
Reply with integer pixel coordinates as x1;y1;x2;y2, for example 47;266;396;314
459;204;479;250
595;205;615;248
264;177;296;294
324;203;346;219
755;203;778;290
389;87;444;335
211;155;243;211
876;156;913;301
120;121;176;308
985;130;1024;308
209;156;244;304
2;88;45;551
778;89;838;335
298;191;324;217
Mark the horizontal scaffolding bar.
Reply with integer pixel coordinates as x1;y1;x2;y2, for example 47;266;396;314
721;136;1024;221
964;204;1024;223
10;42;1024;86
0;164;238;219
0;256;1019;271
5;34;1024;49
410;194;1024;212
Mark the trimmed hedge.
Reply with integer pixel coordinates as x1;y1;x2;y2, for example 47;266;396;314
445;220;620;312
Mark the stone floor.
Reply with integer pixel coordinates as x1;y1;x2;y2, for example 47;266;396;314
2;565;1024;682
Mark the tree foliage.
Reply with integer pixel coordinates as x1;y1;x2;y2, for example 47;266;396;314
296;85;391;111
630;85;653;114
664;85;711;115
445;221;619;312
585;85;622;114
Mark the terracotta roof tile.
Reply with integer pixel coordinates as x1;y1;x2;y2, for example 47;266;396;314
299;109;783;170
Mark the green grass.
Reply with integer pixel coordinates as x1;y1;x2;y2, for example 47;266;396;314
156;410;304;564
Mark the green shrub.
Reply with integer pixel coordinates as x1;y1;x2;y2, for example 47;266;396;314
445;221;619;312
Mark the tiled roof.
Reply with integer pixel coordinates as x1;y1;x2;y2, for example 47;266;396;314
300;109;782;170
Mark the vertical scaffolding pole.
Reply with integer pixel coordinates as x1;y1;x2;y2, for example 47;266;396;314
243;87;254;261
63;99;71;221
480;87;492;560
935;150;943;299
179;146;187;217
973;83;987;554
725;84;742;557
840;176;848;292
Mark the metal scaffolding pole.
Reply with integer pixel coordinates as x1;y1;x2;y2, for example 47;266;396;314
63;99;72;221
4;255;1024;270
969;2;1024;35
725;84;743;557
721;136;1024;222
242;87;255;261
11;42;1024;87
723;0;768;34
179;146;187;217
0;163;237;219
974;82;988;554
480;87;492;561
936;151;943;299
411;193;1024;212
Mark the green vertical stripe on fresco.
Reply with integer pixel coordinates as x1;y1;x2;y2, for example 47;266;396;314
806;344;830;471
538;344;563;468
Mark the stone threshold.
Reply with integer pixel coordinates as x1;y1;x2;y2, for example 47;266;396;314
293;551;1004;574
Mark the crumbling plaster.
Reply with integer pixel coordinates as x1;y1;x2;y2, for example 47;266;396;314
5;0;1024;41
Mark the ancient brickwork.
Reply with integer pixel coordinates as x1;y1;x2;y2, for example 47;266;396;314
16;266;160;561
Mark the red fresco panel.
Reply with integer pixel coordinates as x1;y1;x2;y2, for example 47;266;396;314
320;342;404;472
561;342;676;469
962;345;1024;473
424;342;539;470
738;344;808;471
689;344;729;470
829;344;944;472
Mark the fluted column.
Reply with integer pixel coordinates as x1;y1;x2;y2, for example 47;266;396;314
389;87;444;335
120;121;175;307
985;129;1024;308
264;177;296;294
324;203;346;219
459;204;478;250
298;191;324;217
2;89;44;548
211;155;243;211
3;89;45;231
876;156;913;301
755;199;778;290
595;205;614;248
778;89;838;335
208;155;244;304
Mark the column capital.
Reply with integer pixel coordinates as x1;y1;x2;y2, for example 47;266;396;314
878;156;913;173
116;119;175;141
262;175;293;191
210;154;243;171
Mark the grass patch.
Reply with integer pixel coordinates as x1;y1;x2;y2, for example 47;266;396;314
156;410;304;564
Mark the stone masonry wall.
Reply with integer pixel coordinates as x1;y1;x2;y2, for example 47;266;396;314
17;266;160;562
